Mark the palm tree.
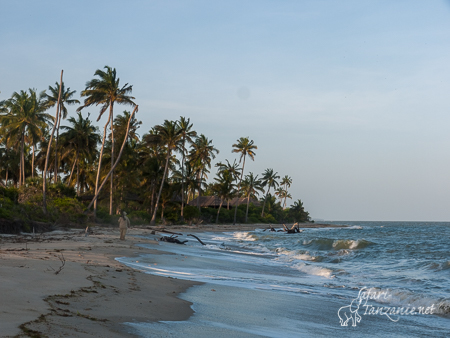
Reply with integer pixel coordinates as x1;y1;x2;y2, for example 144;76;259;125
42;81;80;183
59;112;100;195
177;116;197;221
231;137;257;224
0;89;52;187
215;159;241;209
275;187;292;210
189;134;219;210
213;167;236;223
145;120;183;225
289;199;310;222
78;66;136;215
260;168;280;217
241;172;264;223
280;175;293;209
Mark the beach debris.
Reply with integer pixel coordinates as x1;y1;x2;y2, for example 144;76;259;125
159;235;187;245
160;229;183;236
187;234;206;246
47;253;66;275
283;223;303;234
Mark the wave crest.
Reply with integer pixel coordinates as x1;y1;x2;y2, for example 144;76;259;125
302;238;374;250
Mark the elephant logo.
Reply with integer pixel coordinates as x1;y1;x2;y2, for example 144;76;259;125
338;289;365;327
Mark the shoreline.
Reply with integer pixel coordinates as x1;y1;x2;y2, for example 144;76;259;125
0;222;341;337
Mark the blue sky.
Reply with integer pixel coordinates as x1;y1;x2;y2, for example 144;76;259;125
2;0;450;221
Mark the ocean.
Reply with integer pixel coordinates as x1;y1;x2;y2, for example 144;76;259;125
117;222;450;337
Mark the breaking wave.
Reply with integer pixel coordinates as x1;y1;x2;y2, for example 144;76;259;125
302;238;375;250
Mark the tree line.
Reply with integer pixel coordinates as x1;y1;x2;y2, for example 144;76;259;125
0;66;310;225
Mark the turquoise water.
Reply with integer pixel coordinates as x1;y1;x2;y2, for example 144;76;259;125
117;222;450;337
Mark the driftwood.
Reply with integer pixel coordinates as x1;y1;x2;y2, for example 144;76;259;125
159;235;187;245
188;234;206;245
282;222;303;234
159;229;183;236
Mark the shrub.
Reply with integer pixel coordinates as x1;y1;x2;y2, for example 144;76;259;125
183;205;200;221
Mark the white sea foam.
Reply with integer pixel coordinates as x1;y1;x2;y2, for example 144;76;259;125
362;288;450;315
292;262;333;278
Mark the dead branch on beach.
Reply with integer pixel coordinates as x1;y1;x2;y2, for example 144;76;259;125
47;253;66;275
187;234;206;245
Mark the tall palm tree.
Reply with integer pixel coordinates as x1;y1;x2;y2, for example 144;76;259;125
280;175;293;209
59;112;100;195
145;120;183;225
78;66;136;215
260;168;280;217
177;116;197;221
241;172;264;223
231;137;257;224
189;134;219;210
0;89;52;186
42;81;80;183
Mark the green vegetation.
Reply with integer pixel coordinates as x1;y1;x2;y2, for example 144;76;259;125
0;66;311;231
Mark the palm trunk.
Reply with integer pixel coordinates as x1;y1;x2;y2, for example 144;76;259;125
233;157;246;225
180;136;186;221
216;198;224;224
67;150;78;187
20;135;25;186
261;187;270;217
109;103;114;215
31;144;35;179
245;195;250;223
76;158;80;196
54;111;62;183
150;150;170;225
94;111;112;217
196;170;203;211
43;70;63;213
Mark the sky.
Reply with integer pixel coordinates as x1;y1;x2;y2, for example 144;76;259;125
2;0;450;221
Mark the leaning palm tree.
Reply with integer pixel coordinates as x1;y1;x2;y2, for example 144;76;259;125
177;116;197;221
42;81;80;183
260;168;280;217
145;120;183;225
0;89;52;187
241;172;264;223
189;134;219;210
231;137;257;224
78;66;136;215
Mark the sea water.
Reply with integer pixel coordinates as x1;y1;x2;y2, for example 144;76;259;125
117;222;450;337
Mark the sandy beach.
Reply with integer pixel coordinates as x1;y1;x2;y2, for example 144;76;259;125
0;226;206;337
0;222;343;337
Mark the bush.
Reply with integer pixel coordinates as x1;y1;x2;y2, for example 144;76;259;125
48;183;76;198
183;205;200;221
50;197;87;224
128;210;152;223
0;196;14;219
